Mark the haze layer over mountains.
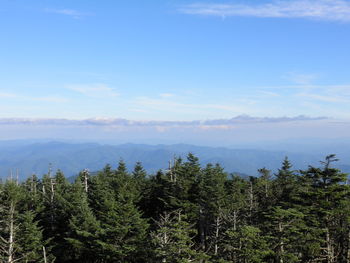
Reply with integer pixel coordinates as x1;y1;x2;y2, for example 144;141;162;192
1;140;349;180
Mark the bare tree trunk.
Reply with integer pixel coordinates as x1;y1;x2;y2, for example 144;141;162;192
7;201;15;263
83;169;89;193
248;181;254;220
168;160;173;182
278;221;284;263
199;207;206;251
49;177;55;231
15;169;19;186
31;175;34;193
50;178;55;203
214;216;221;256
233;210;237;231
43;246;47;263
326;228;334;263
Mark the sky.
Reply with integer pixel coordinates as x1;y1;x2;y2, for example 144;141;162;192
0;0;350;143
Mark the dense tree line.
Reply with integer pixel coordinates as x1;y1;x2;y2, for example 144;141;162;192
0;154;349;263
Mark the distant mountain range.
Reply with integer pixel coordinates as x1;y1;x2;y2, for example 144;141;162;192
0;141;349;180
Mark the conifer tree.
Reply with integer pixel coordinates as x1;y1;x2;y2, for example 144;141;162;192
152;210;207;263
0;180;25;263
39;170;71;262
174;154;201;223
273;157;298;207
91;161;149;262
298;155;349;262
224;175;250;229
17;210;53;263
65;178;100;263
198;163;227;256
265;206;305;263
223;225;272;263
142;170;178;221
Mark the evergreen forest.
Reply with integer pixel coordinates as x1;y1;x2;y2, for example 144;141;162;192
1;153;350;263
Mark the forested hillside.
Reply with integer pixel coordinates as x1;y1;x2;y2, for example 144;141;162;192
2;141;348;179
1;154;350;262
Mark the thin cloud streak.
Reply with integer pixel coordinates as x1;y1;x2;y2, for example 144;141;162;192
134;96;250;113
0;90;69;103
67;84;119;98
297;93;350;103
0;92;17;98
31;96;69;103
180;0;350;22
0;115;330;128
44;8;92;19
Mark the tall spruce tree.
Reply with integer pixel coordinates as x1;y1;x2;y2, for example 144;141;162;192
0;180;23;263
152;210;207;263
65;177;100;263
39;170;71;262
298;155;349;262
223;225;272;263
198;163;227;257
17;210;52;263
91;160;149;262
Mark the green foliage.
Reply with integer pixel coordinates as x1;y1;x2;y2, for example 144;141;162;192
1;154;350;263
90;161;149;262
223;225;272;262
17;210;47;263
152;210;208;263
65;181;100;262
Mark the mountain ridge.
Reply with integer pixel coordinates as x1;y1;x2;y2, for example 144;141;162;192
0;141;348;180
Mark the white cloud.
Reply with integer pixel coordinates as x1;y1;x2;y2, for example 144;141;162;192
297;92;350;103
67;84;119;98
0;92;17;98
44;8;92;19
291;84;350;102
180;0;350;22
159;93;175;98
32;96;69;103
0;91;68;103
134;96;250;115
0;115;330;127
259;91;280;97
284;72;319;85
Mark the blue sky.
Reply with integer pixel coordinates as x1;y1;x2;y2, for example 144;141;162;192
0;0;350;142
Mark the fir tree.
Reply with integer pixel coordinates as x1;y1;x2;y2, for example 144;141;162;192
65;179;100;263
17;210;53;263
0;180;24;263
198;163;227;256
152;210;208;263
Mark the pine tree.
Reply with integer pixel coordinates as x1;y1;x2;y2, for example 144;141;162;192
0;180;24;263
91;161;149;262
256;167;274;209
265;206;305;263
133;162;147;182
198;163;227;257
174;154;201;224
23;174;42;212
223;225;272;263
298;155;349;262
273;157;298;207
152;210;208;263
141;170;178;221
224;174;250;229
65;178;100;263
39;170;71;262
17;210;53;263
